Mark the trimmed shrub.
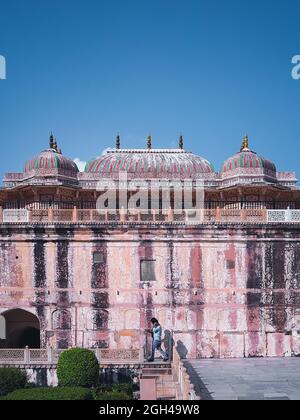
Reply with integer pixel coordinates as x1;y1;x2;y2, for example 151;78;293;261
57;348;99;388
0;368;27;396
2;387;93;400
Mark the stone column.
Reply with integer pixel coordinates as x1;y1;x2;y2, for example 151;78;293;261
139;347;144;363
168;206;174;222
262;207;267;222
120;206;126;223
72;206;78;222
24;346;30;363
240;208;246;222
48;208;54;222
95;348;101;363
47;347;54;364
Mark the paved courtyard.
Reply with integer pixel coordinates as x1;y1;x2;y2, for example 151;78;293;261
185;358;300;400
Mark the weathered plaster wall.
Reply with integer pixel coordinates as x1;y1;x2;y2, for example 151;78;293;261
0;224;300;358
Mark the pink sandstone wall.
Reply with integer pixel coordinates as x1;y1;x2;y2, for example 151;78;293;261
0;223;300;358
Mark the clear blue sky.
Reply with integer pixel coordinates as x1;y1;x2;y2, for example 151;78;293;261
0;0;299;178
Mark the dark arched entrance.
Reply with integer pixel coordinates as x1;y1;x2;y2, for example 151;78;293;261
1;309;40;348
16;327;40;348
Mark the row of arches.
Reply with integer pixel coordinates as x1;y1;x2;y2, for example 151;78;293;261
0;308;110;348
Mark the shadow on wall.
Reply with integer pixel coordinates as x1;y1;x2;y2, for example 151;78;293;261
176;340;188;359
163;329;175;359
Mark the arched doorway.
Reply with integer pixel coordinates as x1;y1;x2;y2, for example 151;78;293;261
1;309;40;348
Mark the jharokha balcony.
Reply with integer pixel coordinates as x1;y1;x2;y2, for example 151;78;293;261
0;205;300;224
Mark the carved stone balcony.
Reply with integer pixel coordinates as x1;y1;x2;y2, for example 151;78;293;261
1;206;300;224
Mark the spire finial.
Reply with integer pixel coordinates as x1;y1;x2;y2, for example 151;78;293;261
241;134;249;151
49;132;54;149
116;134;121;150
147;134;152;150
179;134;184;150
53;138;58;152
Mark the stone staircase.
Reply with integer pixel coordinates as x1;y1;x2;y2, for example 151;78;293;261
140;364;179;400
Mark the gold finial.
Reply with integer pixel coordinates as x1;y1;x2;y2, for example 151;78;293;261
241;135;249;151
116;134;121;150
147;134;152;150
179;134;184;150
53;139;58;152
49;132;54;149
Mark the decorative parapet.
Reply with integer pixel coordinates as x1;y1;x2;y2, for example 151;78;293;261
3;170;80;189
277;171;297;180
2;169;298;190
221;167;277;180
23;168;79;179
276;171;298;186
3;172;24;181
172;347;199;400
267;209;300;223
0;347;142;366
2;207;300;224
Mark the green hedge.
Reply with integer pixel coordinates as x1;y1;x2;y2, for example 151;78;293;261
94;383;133;400
0;368;27;397
95;390;131;400
2;387;93;400
57;348;99;388
112;383;133;398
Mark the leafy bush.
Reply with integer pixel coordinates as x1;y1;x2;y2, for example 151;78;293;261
0;368;27;396
2;387;93;400
57;348;99;388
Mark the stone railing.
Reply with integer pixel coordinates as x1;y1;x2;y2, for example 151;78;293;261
267;209;300;223
0;347;142;366
1;207;300;224
172;348;199;400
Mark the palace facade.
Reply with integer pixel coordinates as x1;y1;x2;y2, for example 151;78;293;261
0;134;300;359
